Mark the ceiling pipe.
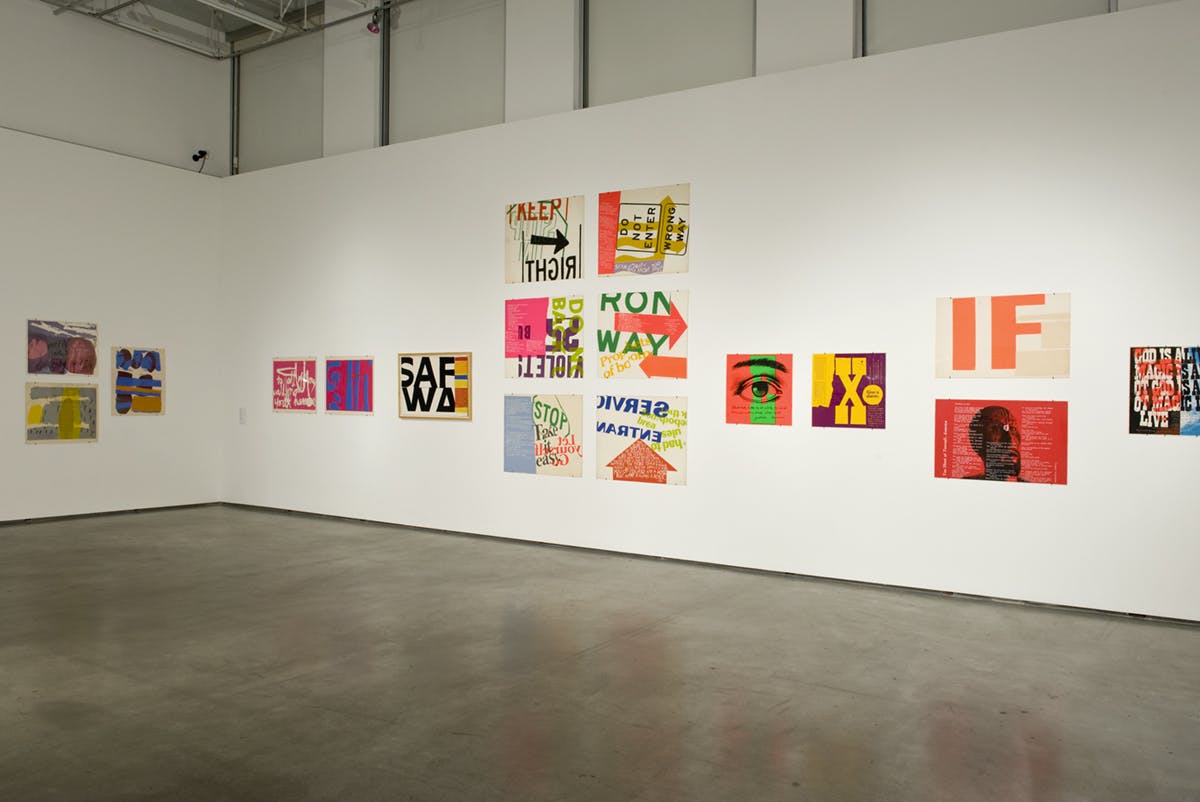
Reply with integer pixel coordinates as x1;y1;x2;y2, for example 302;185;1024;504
379;2;390;147
98;16;228;57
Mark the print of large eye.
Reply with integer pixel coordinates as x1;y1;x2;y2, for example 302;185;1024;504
734;375;782;404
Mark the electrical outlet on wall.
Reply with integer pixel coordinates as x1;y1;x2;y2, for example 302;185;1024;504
238;407;246;425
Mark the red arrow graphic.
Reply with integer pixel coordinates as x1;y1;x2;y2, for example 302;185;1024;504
613;303;688;348
639;355;687;379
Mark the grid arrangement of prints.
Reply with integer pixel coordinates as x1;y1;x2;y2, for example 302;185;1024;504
34;187;1192;499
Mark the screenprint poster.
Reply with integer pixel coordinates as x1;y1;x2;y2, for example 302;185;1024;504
597;183;689;276
1129;346;1200;435
504;196;583;284
325;357;373;414
399;352;471;420
273;358;318;413
503;395;583;477
26;383;99;443
596;394;687;485
726;354;793;425
597;290;688;379
112;347;164;415
812;353;885;429
934;399;1068;485
505;296;584;379
935;293;1070;378
28;320;98;376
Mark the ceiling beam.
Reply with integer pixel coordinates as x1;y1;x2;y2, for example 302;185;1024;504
226;1;327;44
52;0;92;15
193;0;288;34
97;0;144;19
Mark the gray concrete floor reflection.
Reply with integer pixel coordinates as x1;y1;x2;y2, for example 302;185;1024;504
1;505;1198;801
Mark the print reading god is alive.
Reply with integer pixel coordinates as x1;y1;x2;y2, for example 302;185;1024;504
596;290;688;379
595;395;687;485
505;296;583;379
1129;346;1200;436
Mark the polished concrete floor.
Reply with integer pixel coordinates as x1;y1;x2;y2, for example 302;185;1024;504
1;505;1197;801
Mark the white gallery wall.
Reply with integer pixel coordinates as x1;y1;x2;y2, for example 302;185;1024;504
0;128;225;518
218;2;1200;620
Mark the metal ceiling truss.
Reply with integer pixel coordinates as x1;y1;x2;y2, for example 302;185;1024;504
40;0;388;60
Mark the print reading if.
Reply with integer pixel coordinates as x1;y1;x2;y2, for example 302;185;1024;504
943;293;1070;377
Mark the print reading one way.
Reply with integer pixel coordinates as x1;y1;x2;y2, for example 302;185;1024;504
597;291;688;378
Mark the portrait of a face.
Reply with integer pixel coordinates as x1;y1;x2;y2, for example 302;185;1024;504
726;354;792;425
66;337;97;375
967;406;1022;480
